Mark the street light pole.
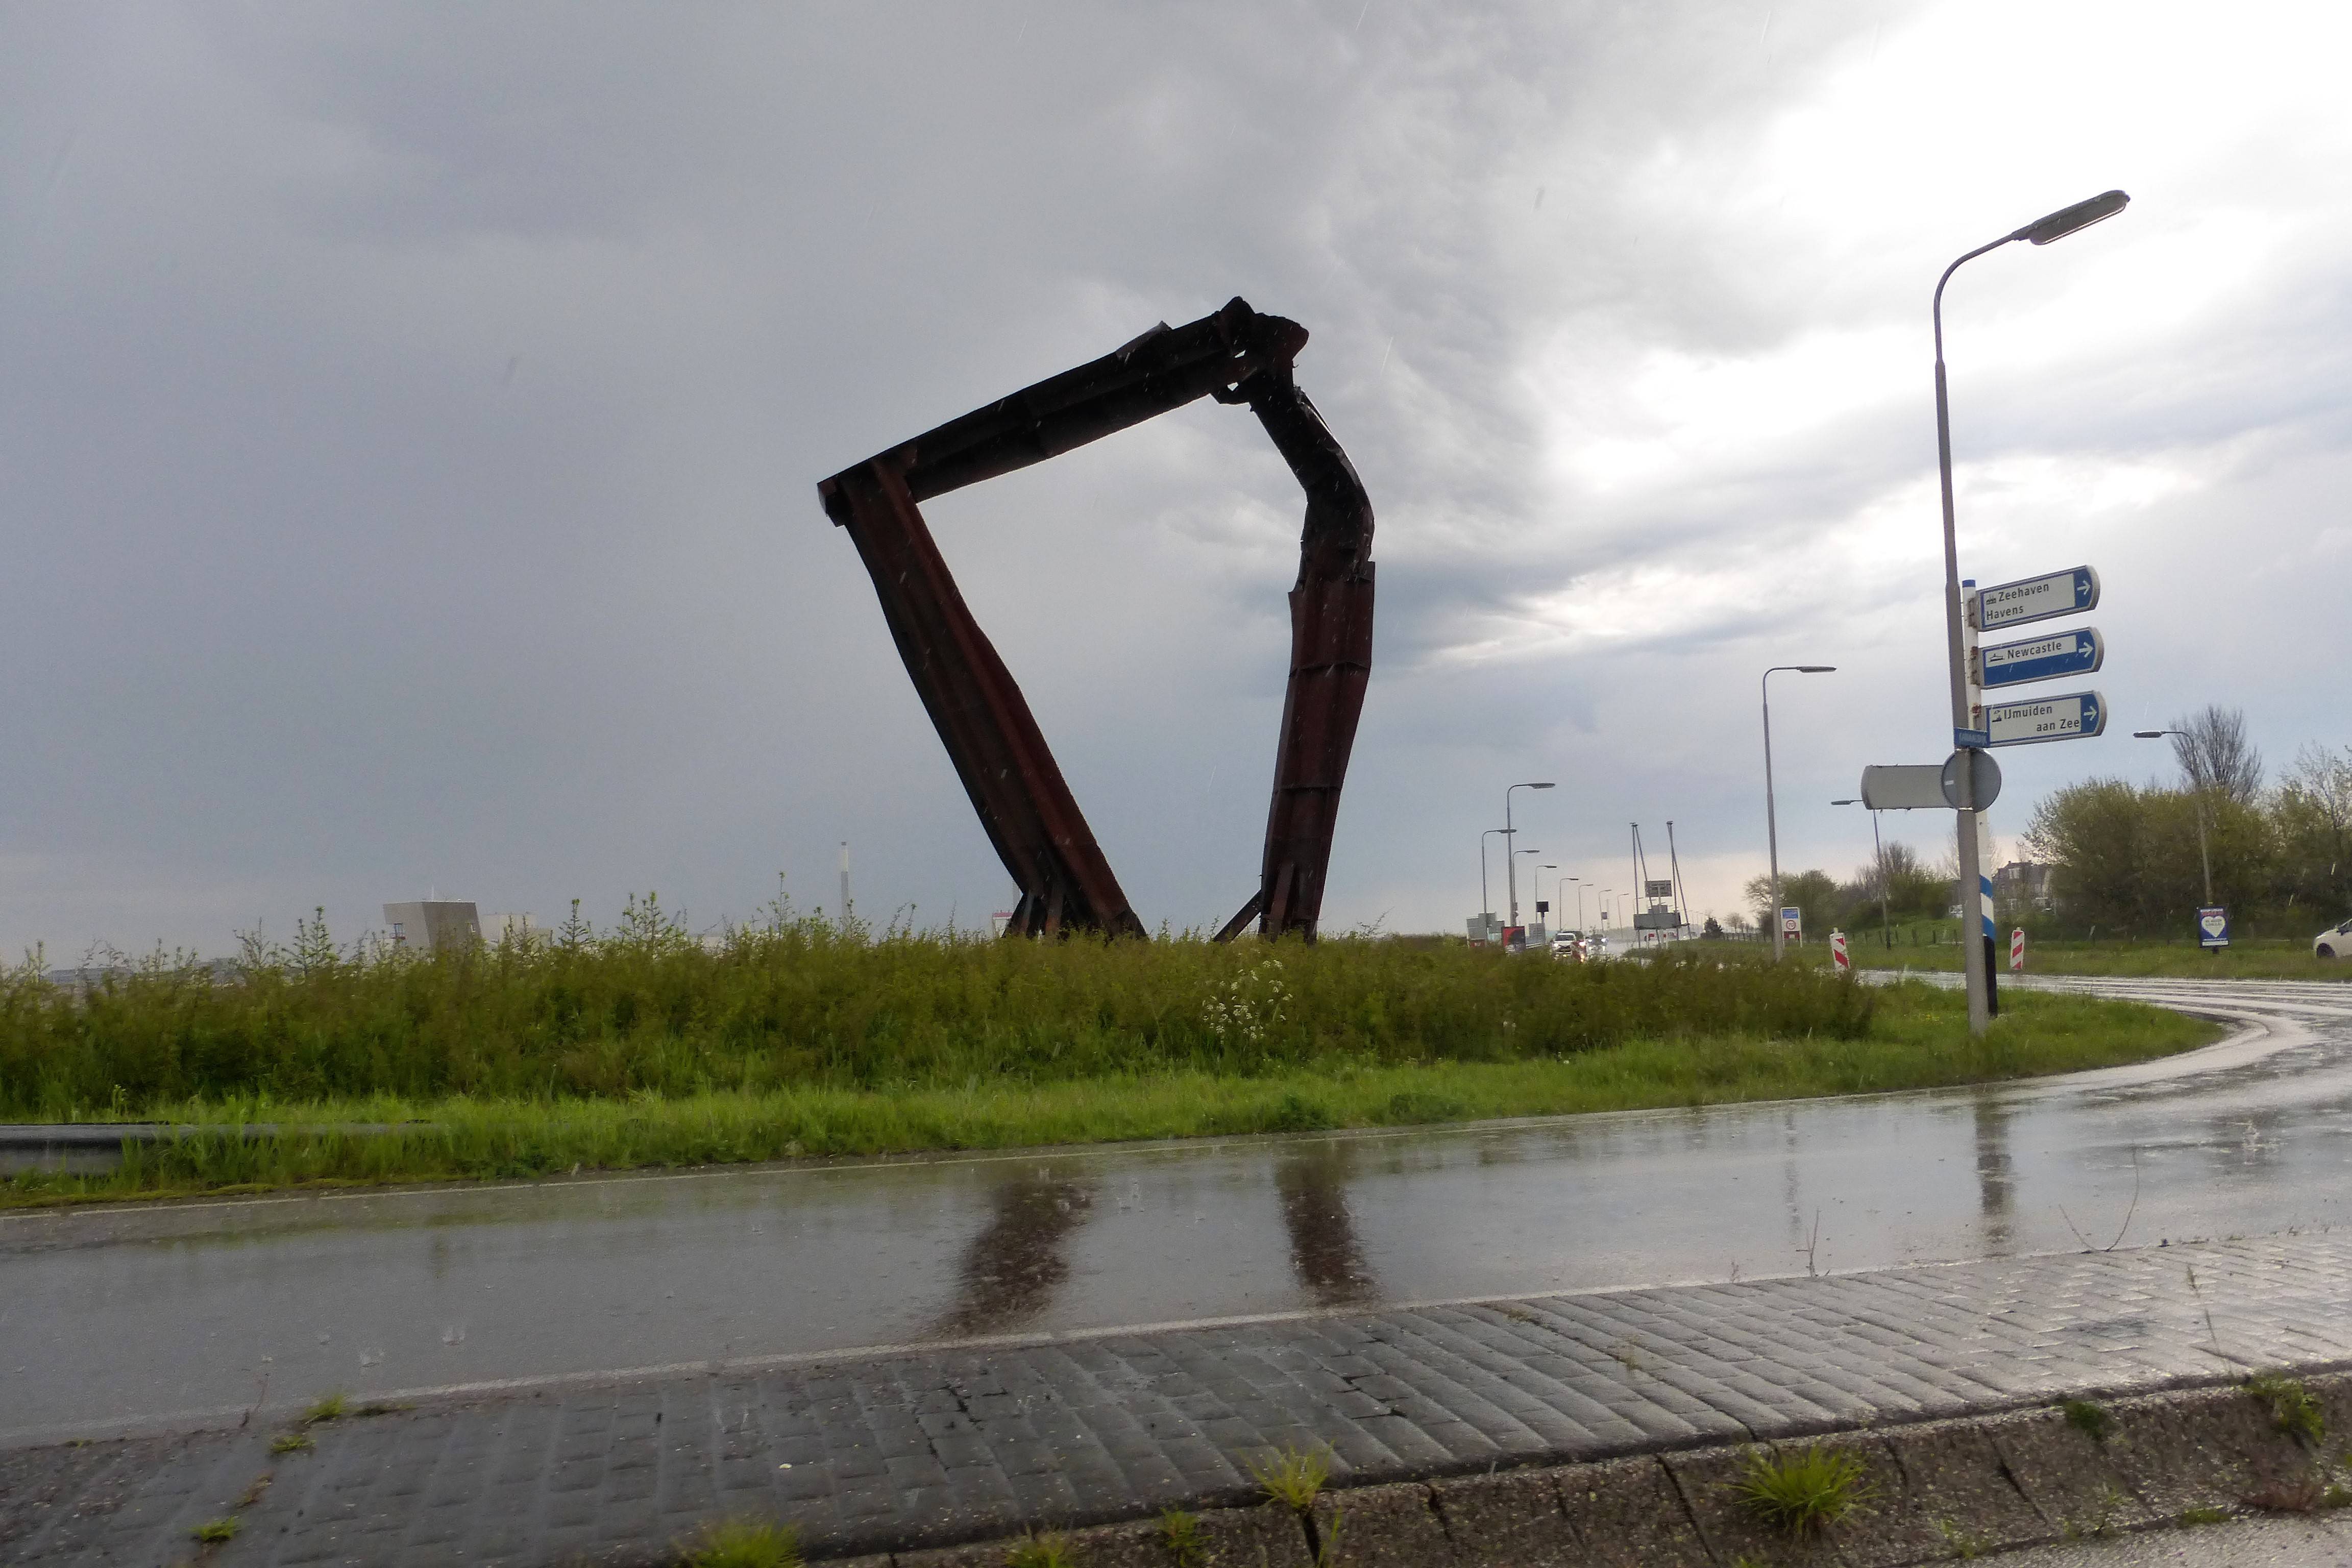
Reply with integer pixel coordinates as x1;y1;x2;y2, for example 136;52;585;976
1504;781;1555;928
1763;665;1836;960
1833;798;1894;950
1933;189;2129;1034
1480;828;1507;923
2134;729;2215;906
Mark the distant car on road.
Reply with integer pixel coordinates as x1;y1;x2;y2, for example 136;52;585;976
2318;919;2352;960
1551;930;1587;962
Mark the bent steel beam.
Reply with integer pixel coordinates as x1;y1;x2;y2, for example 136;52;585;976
818;298;1375;940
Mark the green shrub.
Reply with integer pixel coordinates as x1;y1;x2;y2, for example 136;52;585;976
1734;1446;1873;1534
0;907;1876;1118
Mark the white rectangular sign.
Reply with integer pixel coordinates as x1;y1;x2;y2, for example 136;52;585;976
1974;566;2099;631
1986;690;2106;747
1860;764;1947;810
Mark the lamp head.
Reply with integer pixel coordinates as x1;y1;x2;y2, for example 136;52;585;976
1831;798;1859;805
2132;730;2165;739
1529;781;1556;790
2014;189;2129;246
1799;665;1836;674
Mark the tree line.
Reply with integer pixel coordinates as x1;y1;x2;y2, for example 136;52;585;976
1740;707;2352;942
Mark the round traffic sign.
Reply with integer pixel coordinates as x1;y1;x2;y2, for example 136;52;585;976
1940;749;2002;810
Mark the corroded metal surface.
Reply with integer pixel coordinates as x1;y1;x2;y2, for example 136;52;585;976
818;298;1374;939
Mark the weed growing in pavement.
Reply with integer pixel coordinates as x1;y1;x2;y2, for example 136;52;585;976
1002;1530;1077;1568
2245;1371;2326;1444
301;1392;348;1424
269;1431;313;1454
2177;1505;2233;1526
676;1515;801;1568
1248;1444;1332;1512
2060;1399;2115;1441
1158;1508;1205;1567
191;1518;239;1543
1932;1516;1992;1559
1734;1445;1874;1535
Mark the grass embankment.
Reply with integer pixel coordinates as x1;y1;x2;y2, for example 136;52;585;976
1806;936;2347;982
0;913;2216;1207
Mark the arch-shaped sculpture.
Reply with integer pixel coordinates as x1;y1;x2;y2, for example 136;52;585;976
818;298;1374;940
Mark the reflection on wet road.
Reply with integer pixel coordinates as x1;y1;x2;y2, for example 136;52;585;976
5;975;2348;1439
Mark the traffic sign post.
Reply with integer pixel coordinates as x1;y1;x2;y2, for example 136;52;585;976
1986;691;2106;747
2010;928;2025;973
2198;906;2231;949
1830;930;1850;973
1940;749;2002;810
1780;906;1802;943
1976;627;2103;689
1972;566;2099;631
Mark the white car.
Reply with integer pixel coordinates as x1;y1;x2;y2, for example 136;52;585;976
1551;930;1587;962
2317;919;2352;960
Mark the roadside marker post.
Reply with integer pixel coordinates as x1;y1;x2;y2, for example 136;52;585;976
2010;928;2025;973
1831;930;1850;973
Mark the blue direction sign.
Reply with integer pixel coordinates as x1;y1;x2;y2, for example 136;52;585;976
1978;627;2104;689
1975;566;2099;632
1986;690;2105;747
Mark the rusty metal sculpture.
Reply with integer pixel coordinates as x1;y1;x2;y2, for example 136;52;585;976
818;298;1374;941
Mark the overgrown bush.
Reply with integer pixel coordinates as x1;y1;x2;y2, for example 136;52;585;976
0;901;1874;1118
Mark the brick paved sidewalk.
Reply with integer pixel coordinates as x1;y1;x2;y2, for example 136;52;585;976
9;1233;2351;1566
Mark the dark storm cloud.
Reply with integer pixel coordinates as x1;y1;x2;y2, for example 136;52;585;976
2;0;2344;952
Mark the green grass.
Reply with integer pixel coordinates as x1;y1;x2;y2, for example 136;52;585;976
1248;1444;1333;1512
1002;1531;1077;1568
1815;935;2348;981
0;981;2215;1207
1159;1509;1206;1567
191;1518;240;1544
2247;1371;2327;1444
1734;1445;1874;1534
302;1392;348;1424
677;1517;801;1568
2060;1399;2114;1442
269;1431;314;1455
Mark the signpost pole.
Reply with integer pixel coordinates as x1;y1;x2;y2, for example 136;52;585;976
1937;322;1992;1037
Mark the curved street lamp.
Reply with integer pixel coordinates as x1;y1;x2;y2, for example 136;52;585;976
2134;728;2215;907
1832;798;1893;949
1504;781;1555;926
1763;665;1836;960
1934;190;2129;1032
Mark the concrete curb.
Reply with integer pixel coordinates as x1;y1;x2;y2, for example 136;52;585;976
831;1371;2352;1567
0;1122;424;1174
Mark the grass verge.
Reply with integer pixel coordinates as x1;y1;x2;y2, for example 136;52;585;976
2;984;2215;1208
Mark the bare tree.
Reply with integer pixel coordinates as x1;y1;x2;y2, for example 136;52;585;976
2166;704;2263;803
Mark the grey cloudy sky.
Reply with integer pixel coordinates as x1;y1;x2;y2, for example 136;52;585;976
4;0;2348;958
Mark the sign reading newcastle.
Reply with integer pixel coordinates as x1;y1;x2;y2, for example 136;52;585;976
1974;566;2099;632
1977;627;2103;689
1986;690;2106;747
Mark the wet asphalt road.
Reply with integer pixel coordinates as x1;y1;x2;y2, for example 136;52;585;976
4;975;2348;1444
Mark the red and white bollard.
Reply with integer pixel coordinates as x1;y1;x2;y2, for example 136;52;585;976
1830;929;1850;974
2010;927;2026;973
